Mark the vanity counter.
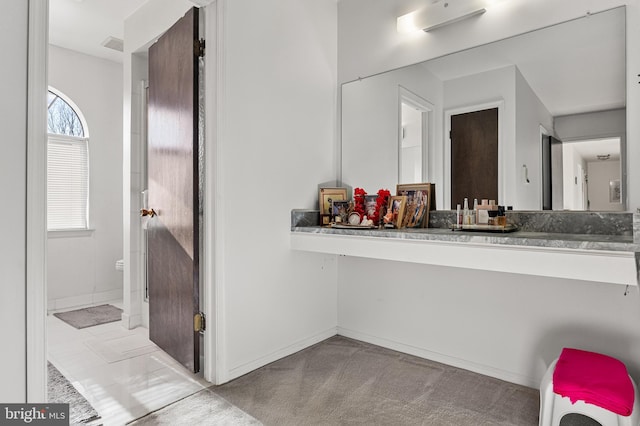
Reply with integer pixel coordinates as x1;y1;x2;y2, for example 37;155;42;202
291;211;640;287
291;225;639;252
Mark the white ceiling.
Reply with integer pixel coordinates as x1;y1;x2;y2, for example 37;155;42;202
49;0;148;63
570;138;621;162
50;2;626;118
423;7;626;117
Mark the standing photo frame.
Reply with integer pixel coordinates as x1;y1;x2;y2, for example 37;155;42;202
386;196;407;228
396;183;436;228
319;187;348;225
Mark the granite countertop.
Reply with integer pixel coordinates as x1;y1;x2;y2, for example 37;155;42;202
291;210;640;253
291;226;640;253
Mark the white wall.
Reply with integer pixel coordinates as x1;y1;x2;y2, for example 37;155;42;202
338;257;640;388
342;63;442;195
217;0;338;382
562;143;585;210
47;45;124;310
124;0;339;384
555;109;626;141
0;0;28;402
400;103;422;184
337;0;640;389
588;160;624;211
515;68;554;210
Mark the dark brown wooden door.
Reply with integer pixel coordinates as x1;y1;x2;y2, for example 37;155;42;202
450;108;498;209
147;7;200;373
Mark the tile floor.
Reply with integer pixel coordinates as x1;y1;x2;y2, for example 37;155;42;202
47;302;210;425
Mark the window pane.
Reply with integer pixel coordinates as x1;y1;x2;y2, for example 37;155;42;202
47;92;84;137
47;137;89;230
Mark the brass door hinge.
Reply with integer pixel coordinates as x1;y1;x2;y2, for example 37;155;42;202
194;312;206;333
194;39;205;57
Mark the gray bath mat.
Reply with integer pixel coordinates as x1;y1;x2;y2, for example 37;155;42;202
54;304;122;329
48;362;101;424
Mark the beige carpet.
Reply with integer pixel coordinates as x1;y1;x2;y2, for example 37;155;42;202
210;336;540;425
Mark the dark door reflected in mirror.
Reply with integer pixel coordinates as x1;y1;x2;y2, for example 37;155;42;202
450;108;498;209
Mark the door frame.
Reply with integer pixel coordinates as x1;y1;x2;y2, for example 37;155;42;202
26;0;49;403
444;100;504;210
398;86;434;184
27;0;224;400
122;1;220;383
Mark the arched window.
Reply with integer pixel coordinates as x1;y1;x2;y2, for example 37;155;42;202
47;88;89;230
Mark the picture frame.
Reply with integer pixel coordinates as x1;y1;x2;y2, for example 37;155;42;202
331;200;351;224
396;183;436;228
609;179;621;203
319;187;348;225
364;194;378;219
386;195;407;228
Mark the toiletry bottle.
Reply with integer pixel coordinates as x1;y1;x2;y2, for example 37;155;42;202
477;199;490;224
463;198;469;225
456;204;462;228
496;206;506;226
487;209;498;225
472;198;478;225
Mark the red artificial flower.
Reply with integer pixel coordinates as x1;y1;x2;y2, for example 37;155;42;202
371;189;390;224
353;187;367;219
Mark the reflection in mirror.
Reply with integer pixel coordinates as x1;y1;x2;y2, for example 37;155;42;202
562;137;622;211
341;6;626;211
399;87;433;185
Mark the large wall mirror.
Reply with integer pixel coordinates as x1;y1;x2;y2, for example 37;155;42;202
341;6;626;211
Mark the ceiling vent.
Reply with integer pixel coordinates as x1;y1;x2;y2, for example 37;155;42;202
101;36;124;52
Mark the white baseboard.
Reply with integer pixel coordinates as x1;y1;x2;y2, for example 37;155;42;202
225;327;338;383
47;289;123;314
337;327;538;389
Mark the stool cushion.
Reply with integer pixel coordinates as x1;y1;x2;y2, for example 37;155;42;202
553;348;634;416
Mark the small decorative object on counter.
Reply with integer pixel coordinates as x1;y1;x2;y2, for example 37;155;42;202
319;187;348;226
386;195;407;228
331;200;350;223
348;212;362;225
353;187;367;222
396;183;435;228
373;188;391;226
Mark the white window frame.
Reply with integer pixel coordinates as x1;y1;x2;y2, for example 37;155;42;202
46;87;92;234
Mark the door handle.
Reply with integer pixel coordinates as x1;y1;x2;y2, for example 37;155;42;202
140;208;157;218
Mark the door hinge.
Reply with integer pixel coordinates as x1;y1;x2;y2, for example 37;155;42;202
194;312;206;333
194;39;205;57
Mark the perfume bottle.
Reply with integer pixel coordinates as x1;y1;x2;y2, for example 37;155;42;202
463;198;470;225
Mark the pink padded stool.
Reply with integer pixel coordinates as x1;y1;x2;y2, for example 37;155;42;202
539;348;640;426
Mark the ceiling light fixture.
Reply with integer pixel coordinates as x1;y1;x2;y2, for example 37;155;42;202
397;0;493;33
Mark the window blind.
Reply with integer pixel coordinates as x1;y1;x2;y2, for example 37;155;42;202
47;135;89;230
